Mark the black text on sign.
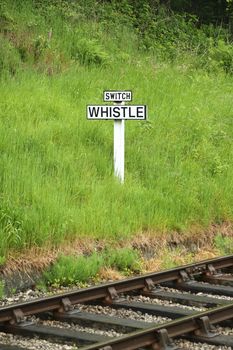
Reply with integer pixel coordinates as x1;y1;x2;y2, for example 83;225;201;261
87;105;147;120
104;90;132;102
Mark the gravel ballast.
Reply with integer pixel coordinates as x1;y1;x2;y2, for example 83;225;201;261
1;282;233;350
0;332;78;350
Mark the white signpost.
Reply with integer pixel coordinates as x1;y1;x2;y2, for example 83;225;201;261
87;91;147;183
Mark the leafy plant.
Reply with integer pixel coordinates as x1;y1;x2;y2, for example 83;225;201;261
71;38;109;66
208;39;233;73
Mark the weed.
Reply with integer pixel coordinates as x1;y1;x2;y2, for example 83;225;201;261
104;247;141;273
160;248;194;270
71;38;109;66
42;248;141;286
0;256;6;266
36;281;48;293
10;287;17;295
33;34;50;62
214;233;233;255
208;39;233;74
43;253;104;286
0;281;5;299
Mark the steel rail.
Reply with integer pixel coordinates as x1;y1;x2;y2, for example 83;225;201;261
81;302;233;350
0;254;233;324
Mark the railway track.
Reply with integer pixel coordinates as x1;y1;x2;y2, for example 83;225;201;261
1;255;233;349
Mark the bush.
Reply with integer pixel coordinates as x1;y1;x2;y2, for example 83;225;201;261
71;38;109;66
208;39;233;74
0;35;21;76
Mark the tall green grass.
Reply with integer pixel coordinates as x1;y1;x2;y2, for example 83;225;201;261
0;64;232;256
0;0;233;257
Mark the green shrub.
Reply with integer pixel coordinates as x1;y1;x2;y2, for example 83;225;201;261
71;38;109;66
0;35;21;76
208;39;233;74
135;5;209;59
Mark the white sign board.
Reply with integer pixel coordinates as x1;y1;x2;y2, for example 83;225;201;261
104;90;132;102
87;105;147;120
87;90;148;183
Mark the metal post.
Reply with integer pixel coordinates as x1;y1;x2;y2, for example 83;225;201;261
114;103;125;183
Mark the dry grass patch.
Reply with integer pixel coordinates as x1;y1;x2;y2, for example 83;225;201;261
2;223;233;279
193;250;219;262
98;267;124;281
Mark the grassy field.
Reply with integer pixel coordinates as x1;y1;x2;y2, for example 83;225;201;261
0;0;233;258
